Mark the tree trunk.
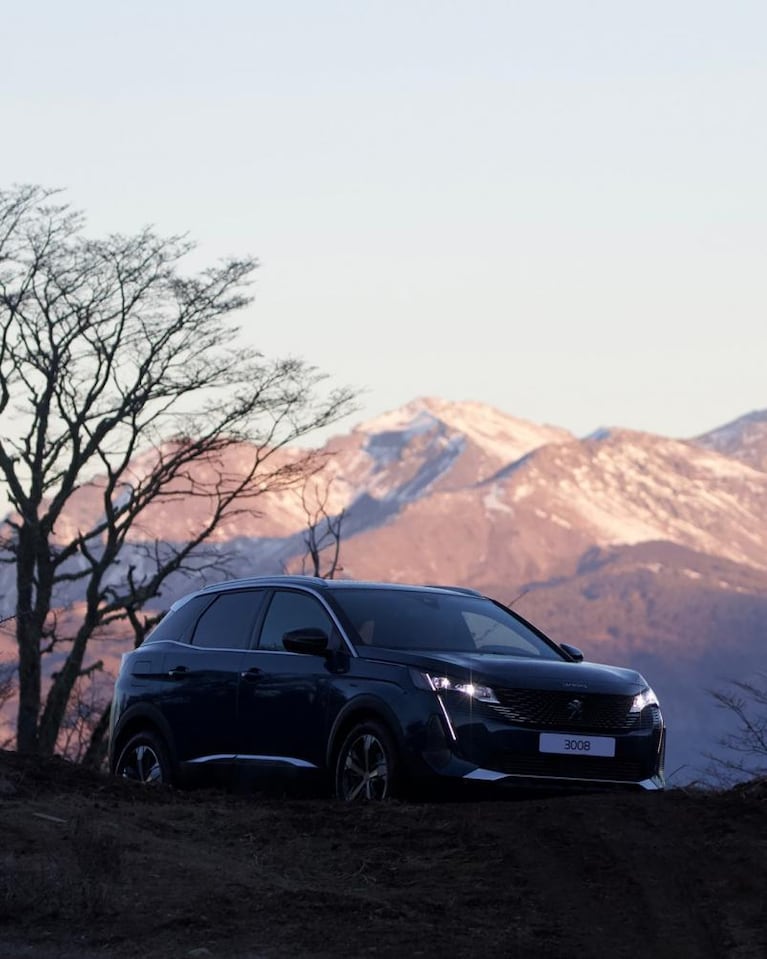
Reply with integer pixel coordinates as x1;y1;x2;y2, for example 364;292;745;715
37;609;100;756
15;530;40;753
16;626;40;754
83;700;112;770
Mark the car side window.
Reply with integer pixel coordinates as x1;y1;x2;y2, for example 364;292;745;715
142;594;213;645
258;590;334;651
191;590;267;650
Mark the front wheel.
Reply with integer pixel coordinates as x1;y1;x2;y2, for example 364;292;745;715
114;730;172;785
334;721;400;802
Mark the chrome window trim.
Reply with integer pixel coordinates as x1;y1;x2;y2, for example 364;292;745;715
157;640;247;654
155;584;357;657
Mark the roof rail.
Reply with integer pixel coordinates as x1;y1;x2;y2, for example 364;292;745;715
197;574;328;592
422;583;484;597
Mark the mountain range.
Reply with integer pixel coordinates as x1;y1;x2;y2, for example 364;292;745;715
2;396;767;781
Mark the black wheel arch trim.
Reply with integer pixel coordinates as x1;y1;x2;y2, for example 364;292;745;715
110;703;179;774
326;695;407;770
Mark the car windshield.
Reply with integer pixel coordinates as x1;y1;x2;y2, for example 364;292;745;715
326;587;565;660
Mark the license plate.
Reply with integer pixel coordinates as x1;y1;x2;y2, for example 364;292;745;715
539;733;615;757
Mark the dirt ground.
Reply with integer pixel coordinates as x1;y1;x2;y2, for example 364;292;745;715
0;751;765;959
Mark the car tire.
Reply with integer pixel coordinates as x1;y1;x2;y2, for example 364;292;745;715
334;720;400;802
114;730;172;786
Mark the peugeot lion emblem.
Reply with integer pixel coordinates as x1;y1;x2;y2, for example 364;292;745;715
566;697;584;720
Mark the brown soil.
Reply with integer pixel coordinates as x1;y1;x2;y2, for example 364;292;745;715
0;750;765;959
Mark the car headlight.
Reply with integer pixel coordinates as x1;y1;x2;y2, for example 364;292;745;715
411;670;499;704
630;686;659;713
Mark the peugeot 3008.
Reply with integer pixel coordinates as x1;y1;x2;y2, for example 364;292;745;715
109;576;666;799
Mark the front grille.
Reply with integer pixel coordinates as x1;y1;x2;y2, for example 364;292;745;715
491;752;648;782
489;688;648;733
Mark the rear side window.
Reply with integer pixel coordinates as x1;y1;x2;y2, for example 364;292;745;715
142;594;213;645
191;590;267;650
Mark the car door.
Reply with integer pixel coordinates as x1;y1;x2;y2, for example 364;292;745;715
236;588;340;768
160;589;267;762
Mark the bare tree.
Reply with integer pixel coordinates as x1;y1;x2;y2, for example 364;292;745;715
297;477;346;579
0;184;356;755
57;671;114;766
705;675;767;784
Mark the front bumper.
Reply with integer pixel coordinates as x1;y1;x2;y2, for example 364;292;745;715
413;696;666;791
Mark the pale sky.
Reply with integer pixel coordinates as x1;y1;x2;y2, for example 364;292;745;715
3;0;766;442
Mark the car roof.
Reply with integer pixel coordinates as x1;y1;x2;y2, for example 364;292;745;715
195;575;483;598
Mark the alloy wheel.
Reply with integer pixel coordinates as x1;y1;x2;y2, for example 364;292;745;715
339;731;391;801
118;742;165;784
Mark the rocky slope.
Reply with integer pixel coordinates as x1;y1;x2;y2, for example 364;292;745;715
1;749;766;959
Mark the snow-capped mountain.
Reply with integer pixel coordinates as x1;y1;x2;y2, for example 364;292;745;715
38;398;767;585
296;402;767;592
694;409;767;473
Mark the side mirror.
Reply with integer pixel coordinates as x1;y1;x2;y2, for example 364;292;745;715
282;627;329;655
560;642;584;663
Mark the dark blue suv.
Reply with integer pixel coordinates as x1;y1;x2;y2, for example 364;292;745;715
109;577;666;799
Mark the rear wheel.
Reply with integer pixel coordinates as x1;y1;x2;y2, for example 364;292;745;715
115;730;172;785
334;720;400;802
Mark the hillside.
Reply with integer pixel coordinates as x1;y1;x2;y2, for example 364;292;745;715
0;750;765;959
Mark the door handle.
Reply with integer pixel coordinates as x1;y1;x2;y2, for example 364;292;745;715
167;665;189;679
240;667;263;683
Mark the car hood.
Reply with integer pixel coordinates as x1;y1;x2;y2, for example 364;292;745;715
359;647;647;694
